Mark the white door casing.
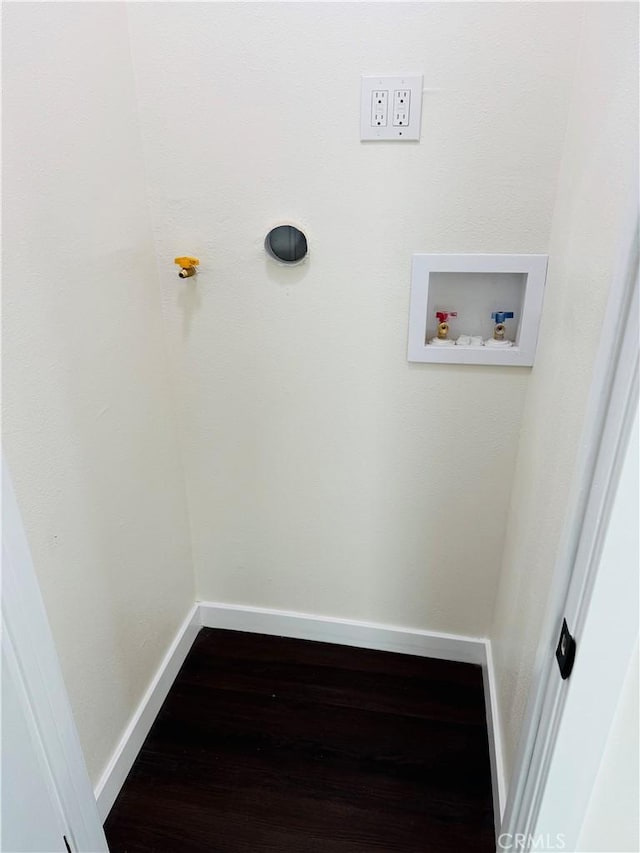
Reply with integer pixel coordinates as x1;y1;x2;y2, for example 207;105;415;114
1;461;108;853
2;635;69;853
500;214;639;850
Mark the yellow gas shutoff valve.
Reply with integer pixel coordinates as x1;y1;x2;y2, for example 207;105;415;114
174;256;200;278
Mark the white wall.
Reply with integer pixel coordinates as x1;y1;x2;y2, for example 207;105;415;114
127;1;582;636
2;2;194;784
490;1;639;781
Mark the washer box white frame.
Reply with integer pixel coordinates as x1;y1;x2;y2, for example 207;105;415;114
407;253;548;367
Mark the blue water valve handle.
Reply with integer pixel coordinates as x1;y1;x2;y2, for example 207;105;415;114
491;311;514;323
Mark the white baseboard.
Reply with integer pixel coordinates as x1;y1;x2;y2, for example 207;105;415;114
94;603;201;821
198;601;487;664
94;599;506;837
482;638;507;832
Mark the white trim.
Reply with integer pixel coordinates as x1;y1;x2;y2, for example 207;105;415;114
198;601;485;664
483;638;507;831
198;600;505;829
534;406;639;849
2;461;109;853
408;253;547;366
501;213;639;846
3;617;72;849
94;603;201;821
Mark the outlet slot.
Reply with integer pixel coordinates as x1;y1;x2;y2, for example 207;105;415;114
371;90;388;127
393;89;410;126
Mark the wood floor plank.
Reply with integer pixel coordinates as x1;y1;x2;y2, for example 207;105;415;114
104;629;494;852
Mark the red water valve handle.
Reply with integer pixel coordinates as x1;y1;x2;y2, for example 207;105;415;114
435;311;458;323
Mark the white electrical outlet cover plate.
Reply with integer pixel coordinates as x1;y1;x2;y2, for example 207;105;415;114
360;74;423;141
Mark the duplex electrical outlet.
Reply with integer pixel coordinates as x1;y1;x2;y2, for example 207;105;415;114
393;89;410;126
371;90;388;127
360;74;422;141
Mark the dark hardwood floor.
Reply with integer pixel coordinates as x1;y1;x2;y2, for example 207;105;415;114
104;629;494;852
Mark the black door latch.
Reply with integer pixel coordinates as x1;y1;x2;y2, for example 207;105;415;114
555;618;576;680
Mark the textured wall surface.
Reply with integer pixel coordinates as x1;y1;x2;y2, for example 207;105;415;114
2;3;194;784
490;1;639;782
128;1;581;636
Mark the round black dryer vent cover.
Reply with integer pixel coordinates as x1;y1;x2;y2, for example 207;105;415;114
265;225;308;264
